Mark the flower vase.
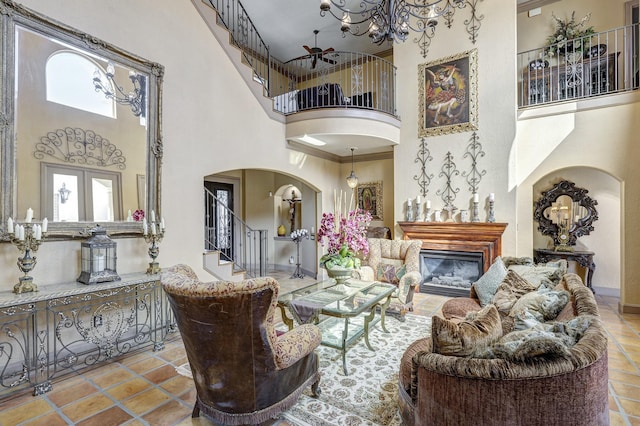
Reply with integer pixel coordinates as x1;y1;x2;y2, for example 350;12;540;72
326;266;354;284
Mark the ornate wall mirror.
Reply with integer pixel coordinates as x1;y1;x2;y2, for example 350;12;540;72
1;0;163;238
533;180;599;249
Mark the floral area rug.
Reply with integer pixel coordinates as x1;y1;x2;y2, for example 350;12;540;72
175;314;431;426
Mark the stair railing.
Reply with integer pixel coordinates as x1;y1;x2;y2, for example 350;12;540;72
204;187;268;278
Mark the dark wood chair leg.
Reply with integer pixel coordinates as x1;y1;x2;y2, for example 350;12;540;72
192;401;200;418
311;377;321;397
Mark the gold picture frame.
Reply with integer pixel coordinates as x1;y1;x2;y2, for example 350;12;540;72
357;181;383;220
418;49;478;137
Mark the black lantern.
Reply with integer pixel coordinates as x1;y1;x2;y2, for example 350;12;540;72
77;225;120;284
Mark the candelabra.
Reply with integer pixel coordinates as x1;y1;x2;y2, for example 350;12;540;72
487;199;496;223
143;214;165;274
6;217;48;294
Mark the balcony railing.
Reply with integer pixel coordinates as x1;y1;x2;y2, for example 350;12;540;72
203;0;397;117
270;52;396;116
518;23;639;108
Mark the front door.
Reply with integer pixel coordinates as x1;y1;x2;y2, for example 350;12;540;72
204;181;234;262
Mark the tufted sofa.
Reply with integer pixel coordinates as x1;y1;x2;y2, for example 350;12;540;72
162;264;322;425
355;238;423;318
398;273;609;426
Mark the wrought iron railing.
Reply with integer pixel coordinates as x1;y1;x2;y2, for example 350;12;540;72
518;23;640;108
202;0;397;117
204;187;267;278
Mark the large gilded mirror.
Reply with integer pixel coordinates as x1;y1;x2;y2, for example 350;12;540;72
1;0;163;238
533;180;599;248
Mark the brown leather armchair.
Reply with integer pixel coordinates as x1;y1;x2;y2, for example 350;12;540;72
161;264;321;425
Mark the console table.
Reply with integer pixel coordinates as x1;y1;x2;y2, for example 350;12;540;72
0;273;176;400
533;248;596;292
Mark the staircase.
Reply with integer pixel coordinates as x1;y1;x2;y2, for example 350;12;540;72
203;187;268;281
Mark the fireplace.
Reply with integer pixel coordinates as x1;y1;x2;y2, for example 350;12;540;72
398;222;508;297
420;250;483;297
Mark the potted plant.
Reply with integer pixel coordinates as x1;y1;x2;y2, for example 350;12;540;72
545;11;595;58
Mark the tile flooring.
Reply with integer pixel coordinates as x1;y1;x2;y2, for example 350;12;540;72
2;272;640;425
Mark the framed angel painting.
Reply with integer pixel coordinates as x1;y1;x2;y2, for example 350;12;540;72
357;181;383;220
418;49;478;137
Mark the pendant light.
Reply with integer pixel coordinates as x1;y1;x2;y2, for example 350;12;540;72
346;147;358;189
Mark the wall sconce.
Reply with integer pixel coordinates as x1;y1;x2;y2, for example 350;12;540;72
58;182;71;204
346;147;358;189
93;61;146;117
77;225;120;284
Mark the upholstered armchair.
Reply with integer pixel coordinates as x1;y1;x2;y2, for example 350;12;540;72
161;264;321;425
355;239;423;318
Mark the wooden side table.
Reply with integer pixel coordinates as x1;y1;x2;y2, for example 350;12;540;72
533;248;595;292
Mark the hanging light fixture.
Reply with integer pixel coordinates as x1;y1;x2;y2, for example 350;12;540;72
58;182;71;204
93;61;146;117
346;147;359;189
319;0;482;58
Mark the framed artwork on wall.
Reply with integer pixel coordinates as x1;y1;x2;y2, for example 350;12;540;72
418;49;478;137
357;181;383;220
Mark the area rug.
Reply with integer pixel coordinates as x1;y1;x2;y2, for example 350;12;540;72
175;314;431;426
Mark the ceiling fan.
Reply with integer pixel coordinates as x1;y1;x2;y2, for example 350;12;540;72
303;30;336;69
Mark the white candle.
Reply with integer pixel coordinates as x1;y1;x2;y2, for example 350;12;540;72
93;254;105;272
7;217;13;234
160;217;165;230
151;223;157;235
127;209;132;221
426;200;431;209
32;224;37;238
311;226;315;235
42;218;48;233
489;193;495;202
407;198;412;206
35;225;42;240
473;193;479;203
151;210;156;223
416;195;421;204
143;220;148;235
25;208;33;223
18;225;25;240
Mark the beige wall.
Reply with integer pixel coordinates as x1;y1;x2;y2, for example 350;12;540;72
393;1;518;250
3;0;638;309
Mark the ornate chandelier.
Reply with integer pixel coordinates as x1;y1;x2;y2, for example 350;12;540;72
93;61;146;117
319;0;483;58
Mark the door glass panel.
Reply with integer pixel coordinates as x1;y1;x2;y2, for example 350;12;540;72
92;178;114;221
53;173;79;222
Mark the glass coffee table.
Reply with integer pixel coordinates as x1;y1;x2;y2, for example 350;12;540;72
278;279;396;375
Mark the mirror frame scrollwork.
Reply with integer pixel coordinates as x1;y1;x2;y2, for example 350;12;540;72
533;180;599;247
0;0;163;239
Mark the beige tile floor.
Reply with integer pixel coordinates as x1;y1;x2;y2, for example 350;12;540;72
1;271;639;425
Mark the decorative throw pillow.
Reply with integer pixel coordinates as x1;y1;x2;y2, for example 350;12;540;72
432;304;502;357
502;256;534;268
490;328;572;361
508;264;566;289
473;256;508;307
491;270;538;313
376;263;407;285
509;287;570;321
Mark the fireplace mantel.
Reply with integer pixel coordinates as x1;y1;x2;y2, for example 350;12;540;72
398;222;508;273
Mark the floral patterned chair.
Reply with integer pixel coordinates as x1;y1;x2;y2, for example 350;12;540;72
161;264;322;425
355;239;423;319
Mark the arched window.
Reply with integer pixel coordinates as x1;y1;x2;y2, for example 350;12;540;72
46;51;116;118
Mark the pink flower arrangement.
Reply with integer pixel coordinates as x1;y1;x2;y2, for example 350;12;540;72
317;208;371;269
132;209;145;222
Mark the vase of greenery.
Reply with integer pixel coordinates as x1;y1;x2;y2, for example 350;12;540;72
545;11;595;58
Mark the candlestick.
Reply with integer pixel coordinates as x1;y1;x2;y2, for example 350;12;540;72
487;199;496;223
7;219;48;294
144;224;165;274
471;199;480;223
